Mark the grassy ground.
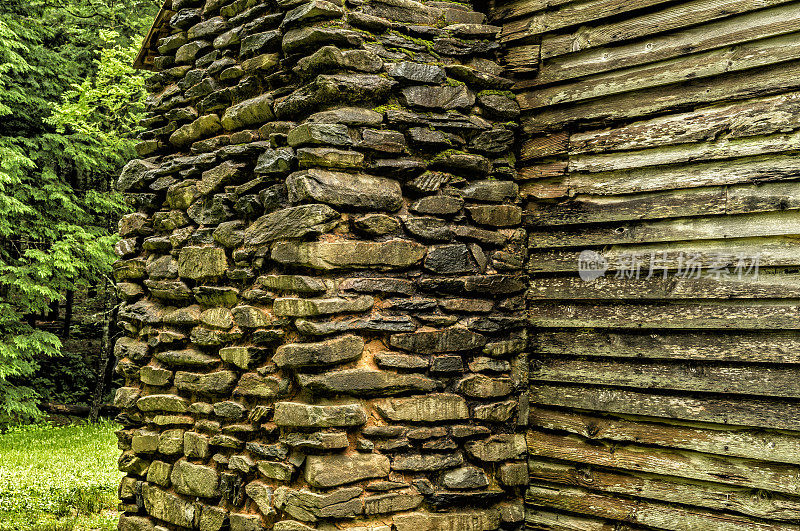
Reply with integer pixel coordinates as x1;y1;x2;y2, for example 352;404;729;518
0;420;122;531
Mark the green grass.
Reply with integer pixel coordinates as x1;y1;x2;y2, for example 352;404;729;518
0;420;122;531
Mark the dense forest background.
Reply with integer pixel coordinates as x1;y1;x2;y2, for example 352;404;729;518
0;0;160;424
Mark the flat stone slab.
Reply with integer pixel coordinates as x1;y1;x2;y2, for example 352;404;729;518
274;402;367;428
305;454;390;487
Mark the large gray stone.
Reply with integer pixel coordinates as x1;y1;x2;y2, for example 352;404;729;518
275;74;394;118
390;328;487;353
174;370;238;394
272;239;425;270
465;434;526;462
171;459;220;498
142;485;196;528
221;93;274;130
305;454;390;488
178;247;227;280
400;85;475;110
273;335;364;368
118;159;157;192
274;402;367;428
244;204;339;245
389;61;446;84
287;169;402;211
273;296;374;317
276;487;364;522
298;369;437;396
375;393;469;422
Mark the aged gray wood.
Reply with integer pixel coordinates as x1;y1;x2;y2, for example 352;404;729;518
529;300;800;329
505;43;541;76
569;91;800;155
520;59;800;132
569;131;800;173
528;430;800;495
526;482;800;530
521;33;800;109
529;407;800;464
526;236;800;272
530;384;800;430
531;357;800;398
528;210;800;248
526;507;646;531
531;329;800;364
501;0;676;43
536;3;800;84
539;0;799;59
492;0;576;22
528;270;800;300
529;460;800;522
521;155;800;198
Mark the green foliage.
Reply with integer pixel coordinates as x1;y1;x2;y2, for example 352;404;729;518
0;1;156;424
0;420;122;530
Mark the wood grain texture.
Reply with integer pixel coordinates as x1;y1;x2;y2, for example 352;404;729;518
528;301;800;329
520;59;800;132
530;384;800;430
520;33;800;108
528;209;800;248
526;236;800;272
535;3;800;84
531;357;800;398
500;0;676;43
531;329;800;363
539;0;798;59
513;0;800;526
569;92;800;155
526;482;800;530
529;407;800;464
529;460;800;522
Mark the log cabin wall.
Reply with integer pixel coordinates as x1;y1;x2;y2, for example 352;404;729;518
496;0;800;529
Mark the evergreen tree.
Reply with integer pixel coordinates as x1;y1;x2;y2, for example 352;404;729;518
0;0;157;423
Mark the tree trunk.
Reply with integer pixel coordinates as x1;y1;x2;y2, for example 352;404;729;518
62;290;73;338
90;304;118;422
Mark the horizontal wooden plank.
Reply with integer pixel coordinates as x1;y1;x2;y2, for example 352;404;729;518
520;59;800;132
517;162;569;183
526;507;645;531
527;270;800;300
521;132;570;161
528;210;800;248
492;0;576;23
569;130;800;173
525;236;800;272
520;33;800;109
531;329;800;364
531;357;800;398
527;181;800;226
529;301;800;329
536;3;800;85
531;383;800;430
527;482;800;530
540;0;798;60
528;430;800;495
504;43;541;76
521;155;800;198
569;91;800;155
500;0;676;43
529;407;800;465
529;460;800;522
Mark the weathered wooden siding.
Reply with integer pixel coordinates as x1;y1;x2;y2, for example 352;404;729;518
498;0;800;527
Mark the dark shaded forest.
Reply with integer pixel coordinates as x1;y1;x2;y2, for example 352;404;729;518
0;0;160;424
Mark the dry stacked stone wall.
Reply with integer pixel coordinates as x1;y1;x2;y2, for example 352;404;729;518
113;0;526;529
